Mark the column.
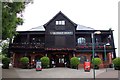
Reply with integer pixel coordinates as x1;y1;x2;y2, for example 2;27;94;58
108;52;112;64
109;30;116;58
12;53;15;67
30;54;35;68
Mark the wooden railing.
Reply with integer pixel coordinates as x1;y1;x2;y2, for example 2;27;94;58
9;42;113;50
9;43;45;49
76;43;112;50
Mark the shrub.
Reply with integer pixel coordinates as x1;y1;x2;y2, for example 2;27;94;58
92;58;102;65
40;56;50;68
70;57;80;69
113;57;120;70
92;58;102;69
20;57;29;69
0;54;5;60
2;57;10;69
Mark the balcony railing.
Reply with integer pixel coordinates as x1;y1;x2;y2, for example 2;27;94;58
9;42;113;50
76;43;112;50
9;43;45;49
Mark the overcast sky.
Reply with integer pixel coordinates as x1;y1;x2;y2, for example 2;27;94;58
16;0;119;56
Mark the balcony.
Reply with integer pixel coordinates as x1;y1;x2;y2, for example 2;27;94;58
76;43;113;50
9;43;45;50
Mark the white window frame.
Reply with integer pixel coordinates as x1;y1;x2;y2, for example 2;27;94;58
55;20;65;25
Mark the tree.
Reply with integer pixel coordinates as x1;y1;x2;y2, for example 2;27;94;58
1;2;31;57
0;40;9;58
2;2;31;40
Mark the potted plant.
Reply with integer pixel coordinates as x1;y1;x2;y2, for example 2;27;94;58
70;57;80;69
20;57;29;69
92;58;102;69
40;56;50;68
112;57;120;70
2;57;10;69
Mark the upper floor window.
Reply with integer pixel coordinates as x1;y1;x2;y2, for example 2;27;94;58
31;37;41;43
77;37;86;45
56;20;65;25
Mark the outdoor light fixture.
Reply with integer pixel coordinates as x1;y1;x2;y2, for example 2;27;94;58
94;31;101;34
32;59;34;62
91;31;101;80
104;43;110;72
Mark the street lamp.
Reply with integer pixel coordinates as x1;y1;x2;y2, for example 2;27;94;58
91;31;101;80
104;43;110;72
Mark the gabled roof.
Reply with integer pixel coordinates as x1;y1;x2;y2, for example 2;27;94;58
27;11;94;31
28;25;45;31
43;11;77;28
77;24;94;30
27;24;94;31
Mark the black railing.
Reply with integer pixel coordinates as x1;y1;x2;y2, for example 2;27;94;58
10;42;113;50
76;43;112;50
9;43;45;49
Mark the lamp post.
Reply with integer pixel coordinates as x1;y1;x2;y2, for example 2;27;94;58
91;33;95;80
91;31;101;80
104;43;110;72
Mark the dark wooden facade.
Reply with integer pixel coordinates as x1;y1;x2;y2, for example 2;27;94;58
9;12;116;68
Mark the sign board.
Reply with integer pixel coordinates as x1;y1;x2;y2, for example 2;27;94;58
50;31;73;35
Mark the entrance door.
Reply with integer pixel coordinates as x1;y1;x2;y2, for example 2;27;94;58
55;54;65;67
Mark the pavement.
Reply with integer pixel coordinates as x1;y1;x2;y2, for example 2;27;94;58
1;66;119;79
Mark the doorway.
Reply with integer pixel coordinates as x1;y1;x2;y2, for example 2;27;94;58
51;53;70;67
55;54;65;67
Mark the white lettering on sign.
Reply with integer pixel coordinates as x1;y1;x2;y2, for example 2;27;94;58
50;32;73;35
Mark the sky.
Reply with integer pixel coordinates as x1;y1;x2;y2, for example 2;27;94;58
17;0;119;56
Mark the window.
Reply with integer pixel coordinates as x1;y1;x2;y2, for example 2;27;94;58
61;21;65;25
56;21;59;25
56;20;65;25
77;37;86;45
31;37;41;43
59;58;64;63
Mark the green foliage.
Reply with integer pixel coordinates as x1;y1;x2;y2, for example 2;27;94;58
0;40;9;57
2;57;10;64
40;56;50;68
2;57;10;69
0;53;5;60
92;58;102;66
2;2;30;40
70;57;80;69
1;42;9;56
113;57;120;67
20;57;29;69
20;57;29;64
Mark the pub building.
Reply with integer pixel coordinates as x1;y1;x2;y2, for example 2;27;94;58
9;11;116;68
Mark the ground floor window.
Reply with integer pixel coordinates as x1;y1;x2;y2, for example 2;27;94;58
59;58;64;63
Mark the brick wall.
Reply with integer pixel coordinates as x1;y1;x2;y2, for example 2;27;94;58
75;52;105;68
